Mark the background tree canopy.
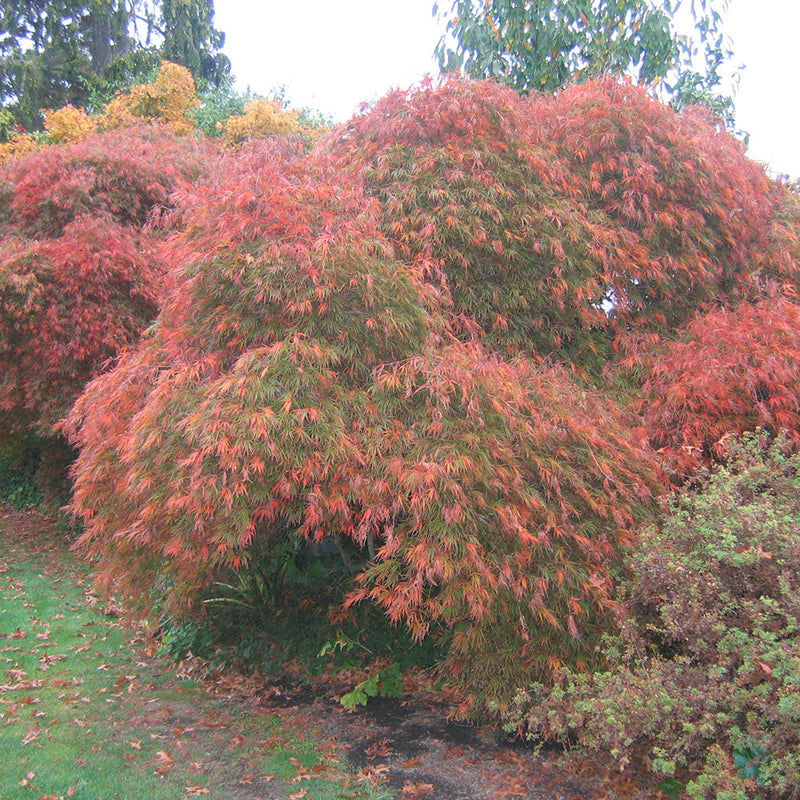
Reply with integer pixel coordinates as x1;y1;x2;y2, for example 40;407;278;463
434;0;734;120
0;0;228;131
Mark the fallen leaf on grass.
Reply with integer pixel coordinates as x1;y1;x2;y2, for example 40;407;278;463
288;791;307;800
185;787;211;796
0;681;43;692
18;772;35;787
291;772;314;783
38;653;67;669
150;750;175;775
255;733;285;748
401;781;434;797
22;725;40;744
353;764;390;785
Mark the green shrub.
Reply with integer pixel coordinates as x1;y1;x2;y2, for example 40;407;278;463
159;547;443;683
0;435;42;508
192;79;252;137
505;431;800;799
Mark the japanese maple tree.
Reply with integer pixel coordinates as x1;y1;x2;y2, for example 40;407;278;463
64;138;660;712
323;78;620;364
323;77;798;373
58;75;800;713
0;216;160;434
528;80;791;338
0;124;211;238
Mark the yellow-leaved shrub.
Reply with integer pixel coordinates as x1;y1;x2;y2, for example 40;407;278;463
101;61;199;134
220;98;302;146
44;105;99;144
0;133;40;164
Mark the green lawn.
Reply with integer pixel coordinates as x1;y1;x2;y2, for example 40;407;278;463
0;507;387;800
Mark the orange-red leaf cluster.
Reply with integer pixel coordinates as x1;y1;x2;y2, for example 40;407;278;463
0;126;213;435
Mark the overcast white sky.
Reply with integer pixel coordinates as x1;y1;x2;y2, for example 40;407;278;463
213;0;800;178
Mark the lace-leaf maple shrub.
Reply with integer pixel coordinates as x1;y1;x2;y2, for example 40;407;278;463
323;78;795;374
527;80;793;342
63;138;661;715
323;77;619;364
63;76;800;715
638;294;800;477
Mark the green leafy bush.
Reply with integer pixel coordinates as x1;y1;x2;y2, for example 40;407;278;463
0;435;42;508
160;566;443;684
505;432;800;799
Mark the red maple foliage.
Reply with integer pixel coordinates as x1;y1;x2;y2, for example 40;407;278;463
347;347;659;712
324;78;800;371
0;125;214;437
64;139;660;711
638;292;800;477
55;77;800;713
323;78;617;365
528;79;790;335
0;216;160;433
0;125;211;237
64;139;440;601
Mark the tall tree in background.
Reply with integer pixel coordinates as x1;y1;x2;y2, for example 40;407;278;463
160;0;228;89
0;0;228;131
434;0;733;119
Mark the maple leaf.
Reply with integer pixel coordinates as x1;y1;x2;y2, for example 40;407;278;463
22;726;40;745
401;781;435;797
365;737;394;759
18;772;35;788
150;750;175;775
